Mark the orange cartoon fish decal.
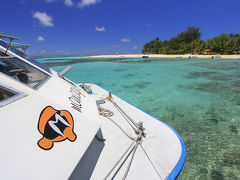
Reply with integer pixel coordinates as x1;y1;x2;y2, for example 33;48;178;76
37;106;77;150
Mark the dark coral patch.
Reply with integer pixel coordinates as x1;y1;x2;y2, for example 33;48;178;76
211;170;224;180
114;68;124;72
206;118;219;124
186;71;230;81
229;125;238;135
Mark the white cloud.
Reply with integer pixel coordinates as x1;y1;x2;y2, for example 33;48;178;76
95;26;106;32
19;0;25;4
37;36;44;41
78;0;100;8
41;50;46;54
133;46;138;49
121;38;131;42
45;0;54;2
65;0;74;6
112;45;120;48
33;11;54;27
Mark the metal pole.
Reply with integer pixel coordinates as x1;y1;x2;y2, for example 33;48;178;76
5;38;13;54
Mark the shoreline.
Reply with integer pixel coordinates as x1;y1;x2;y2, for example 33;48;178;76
89;54;240;59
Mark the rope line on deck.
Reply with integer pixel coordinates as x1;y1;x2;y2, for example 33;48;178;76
122;137;140;180
110;99;139;133
103;141;135;180
98;92;162;180
140;144;163;180
97;105;135;141
98;103;145;179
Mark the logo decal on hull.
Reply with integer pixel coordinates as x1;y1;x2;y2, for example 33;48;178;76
69;87;83;113
37;106;77;150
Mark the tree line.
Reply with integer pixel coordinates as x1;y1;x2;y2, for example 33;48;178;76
142;27;240;55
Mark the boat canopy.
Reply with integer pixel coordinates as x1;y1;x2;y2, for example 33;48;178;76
0;33;52;74
0;32;19;41
0;33;30;52
7;42;30;51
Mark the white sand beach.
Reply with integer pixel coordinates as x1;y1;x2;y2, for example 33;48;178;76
89;54;240;59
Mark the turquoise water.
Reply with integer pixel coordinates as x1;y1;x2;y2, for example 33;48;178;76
50;58;240;179
35;56;95;60
37;59;72;63
34;56;84;60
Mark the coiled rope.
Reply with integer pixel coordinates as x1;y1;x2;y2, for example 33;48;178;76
97;105;134;141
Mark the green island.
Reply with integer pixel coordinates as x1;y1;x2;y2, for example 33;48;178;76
142;27;240;55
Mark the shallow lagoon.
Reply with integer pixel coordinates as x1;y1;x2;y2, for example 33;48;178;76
49;58;240;179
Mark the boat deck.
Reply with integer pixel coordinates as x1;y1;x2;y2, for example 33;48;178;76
70;84;186;180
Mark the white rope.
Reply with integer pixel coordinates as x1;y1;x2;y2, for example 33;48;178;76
140;144;163;180
122;137;141;180
98;94;162;180
97;105;135;141
110;99;139;133
103;141;136;180
97;105;114;117
106;116;135;141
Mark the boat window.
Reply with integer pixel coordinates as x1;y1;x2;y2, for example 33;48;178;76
0;56;49;89
0;87;15;101
10;46;52;74
0;39;8;49
0;39;51;74
0;84;27;107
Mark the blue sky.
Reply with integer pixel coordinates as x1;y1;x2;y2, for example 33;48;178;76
1;0;240;56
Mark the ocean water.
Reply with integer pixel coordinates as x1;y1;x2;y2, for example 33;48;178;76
37;59;72;63
48;58;240;179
